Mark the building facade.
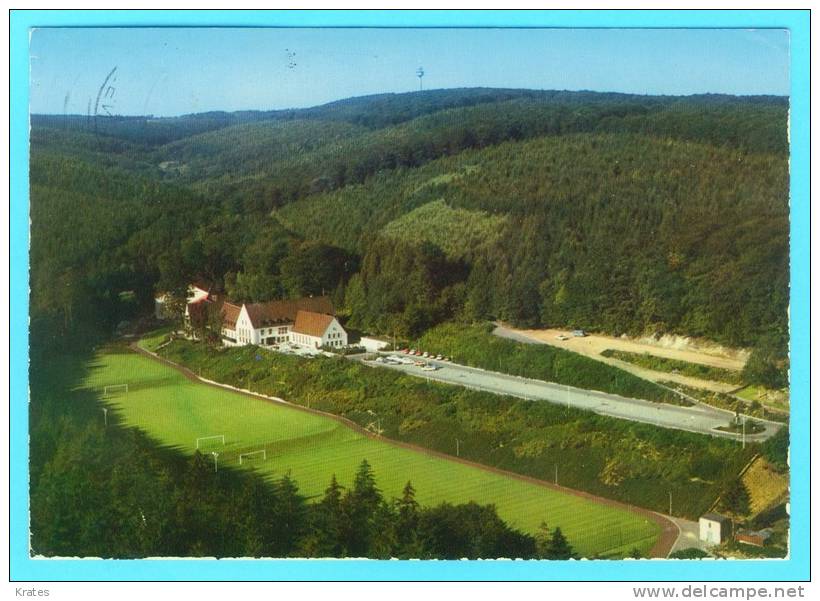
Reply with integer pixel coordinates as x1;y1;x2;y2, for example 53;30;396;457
220;296;346;349
699;513;732;546
291;310;348;349
156;284;347;350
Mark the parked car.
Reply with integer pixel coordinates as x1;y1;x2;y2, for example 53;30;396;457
572;330;587;337
555;334;569;341
422;364;439;372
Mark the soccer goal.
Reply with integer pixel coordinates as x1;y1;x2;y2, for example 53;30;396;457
239;450;267;465
196;435;225;450
103;384;128;397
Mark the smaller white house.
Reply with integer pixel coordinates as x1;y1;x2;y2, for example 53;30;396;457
699;513;732;546
155;283;210;320
291;310;348;349
360;336;391;352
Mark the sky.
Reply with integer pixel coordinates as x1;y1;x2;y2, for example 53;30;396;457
29;28;790;117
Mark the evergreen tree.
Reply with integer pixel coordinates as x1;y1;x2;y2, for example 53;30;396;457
341;459;383;556
270;473;307;556
544;527;577;560
394;481;422;556
307;474;346;557
719;477;751;519
534;521;552;558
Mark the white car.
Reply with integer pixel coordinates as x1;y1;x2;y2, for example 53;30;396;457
422;365;439;372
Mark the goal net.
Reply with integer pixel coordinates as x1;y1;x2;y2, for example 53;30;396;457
196;435;226;450
103;384;128;397
239;450;267;465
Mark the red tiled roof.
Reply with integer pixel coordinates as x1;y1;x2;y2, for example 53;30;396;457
243;296;334;328
221;302;242;328
291;310;335;338
191;279;213;293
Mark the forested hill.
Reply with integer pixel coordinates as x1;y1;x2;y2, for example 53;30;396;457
30;88;790;381
32;87;788;145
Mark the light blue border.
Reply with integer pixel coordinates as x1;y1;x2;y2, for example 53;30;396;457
10;9;810;582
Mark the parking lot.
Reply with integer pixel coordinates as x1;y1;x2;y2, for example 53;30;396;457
355;353;782;441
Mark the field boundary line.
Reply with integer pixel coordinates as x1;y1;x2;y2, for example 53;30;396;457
130;341;679;558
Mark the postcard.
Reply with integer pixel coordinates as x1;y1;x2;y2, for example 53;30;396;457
9;9;811;588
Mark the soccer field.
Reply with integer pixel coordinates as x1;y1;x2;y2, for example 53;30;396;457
84;348;662;558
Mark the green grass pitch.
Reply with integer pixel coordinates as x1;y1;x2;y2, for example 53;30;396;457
84;347;661;558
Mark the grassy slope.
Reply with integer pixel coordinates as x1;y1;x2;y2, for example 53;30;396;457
418;323;682;405
600;349;743;385
86;347;659;557
139;333;753;521
742;458;789;517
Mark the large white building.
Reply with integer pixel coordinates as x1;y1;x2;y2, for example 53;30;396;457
221;296;347;349
156;285;348;350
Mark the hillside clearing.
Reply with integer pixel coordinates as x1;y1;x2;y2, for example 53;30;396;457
509;327;747;370
498;326;748;394
381;199;508;261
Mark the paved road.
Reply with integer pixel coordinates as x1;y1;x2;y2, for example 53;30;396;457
356;354;781;441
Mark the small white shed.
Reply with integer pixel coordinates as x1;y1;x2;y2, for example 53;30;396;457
699;513;732;546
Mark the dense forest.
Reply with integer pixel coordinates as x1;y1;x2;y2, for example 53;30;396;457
31;89;790;378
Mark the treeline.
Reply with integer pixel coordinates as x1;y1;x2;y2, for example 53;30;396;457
163;96;789;207
31;88;552;145
33;91;788;211
31;350;566;559
159;339;755;519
